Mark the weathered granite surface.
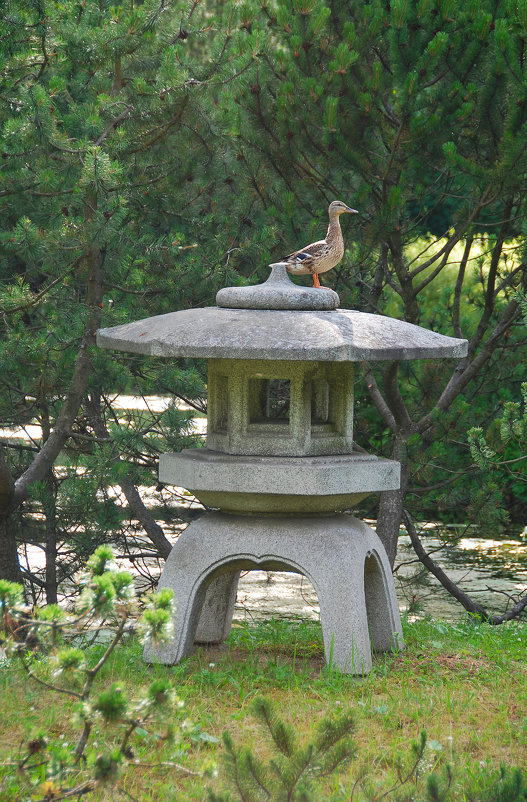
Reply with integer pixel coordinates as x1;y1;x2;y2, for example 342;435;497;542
143;511;404;674
216;263;340;310
160;449;400;513
97;263;467;361
97;307;467;362
98;264;468;673
206;358;356;457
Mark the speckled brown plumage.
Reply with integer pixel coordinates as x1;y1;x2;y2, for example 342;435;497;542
283;200;357;287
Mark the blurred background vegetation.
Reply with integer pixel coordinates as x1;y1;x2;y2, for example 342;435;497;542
0;0;526;605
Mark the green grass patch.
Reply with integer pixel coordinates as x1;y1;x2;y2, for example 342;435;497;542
1;615;527;799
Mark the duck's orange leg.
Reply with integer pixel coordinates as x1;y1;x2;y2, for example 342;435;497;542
313;273;321;288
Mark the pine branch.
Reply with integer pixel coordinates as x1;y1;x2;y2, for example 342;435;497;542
84;395;172;558
252;697;297;758
17;650;83;700
94;104;134;146
313;713;355;757
0;257;83;315
221;733;251;802
241;751;271;799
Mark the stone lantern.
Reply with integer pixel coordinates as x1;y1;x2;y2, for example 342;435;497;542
97;266;467;673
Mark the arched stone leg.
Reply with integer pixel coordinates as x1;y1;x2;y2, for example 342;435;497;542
364;551;403;653
311;519;402;673
143;511;403;674
314;550;372;673
194;571;240;643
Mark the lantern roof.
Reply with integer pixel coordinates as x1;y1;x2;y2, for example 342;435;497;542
96;265;468;362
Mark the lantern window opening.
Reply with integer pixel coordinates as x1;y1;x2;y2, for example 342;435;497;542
249;377;291;423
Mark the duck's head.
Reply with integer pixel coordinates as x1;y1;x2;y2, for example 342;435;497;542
329;200;359;217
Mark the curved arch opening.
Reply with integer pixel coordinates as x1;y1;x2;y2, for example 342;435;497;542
236;567;319;623
194;561;320;645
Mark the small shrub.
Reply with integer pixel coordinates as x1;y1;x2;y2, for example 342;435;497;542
0;546;213;800
209;695;356;801
211;706;527;802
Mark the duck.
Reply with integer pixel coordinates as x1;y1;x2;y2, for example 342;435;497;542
276;200;358;287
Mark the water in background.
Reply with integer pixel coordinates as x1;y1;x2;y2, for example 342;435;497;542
235;527;527;623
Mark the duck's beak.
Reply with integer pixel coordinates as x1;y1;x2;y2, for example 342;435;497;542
344;206;359;214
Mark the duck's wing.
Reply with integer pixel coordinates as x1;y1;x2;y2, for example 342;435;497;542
287;238;326;260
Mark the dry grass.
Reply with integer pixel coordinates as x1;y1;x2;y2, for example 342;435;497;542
1;615;527;799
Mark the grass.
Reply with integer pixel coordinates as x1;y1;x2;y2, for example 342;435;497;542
1;615;527;799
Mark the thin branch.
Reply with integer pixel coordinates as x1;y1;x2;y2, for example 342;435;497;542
417;298;521;434
408;188;492;279
128;102;189;153
487;591;527;624
34;780;95;801
403;510;527;624
94;105;134;147
452;234;473;337
128;760;202;775
0;183;36;197
0;257;83;315
403;510;488;617
84;395;172;558
362;365;397;432
17;652;83;699
408;465;476;493
85;618;127;679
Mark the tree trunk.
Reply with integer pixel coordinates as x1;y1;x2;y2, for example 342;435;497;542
0;514;23;584
0;447;22;583
0;243;103;584
376;432;409;567
44;474;58;605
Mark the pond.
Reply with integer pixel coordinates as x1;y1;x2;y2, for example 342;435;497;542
233;526;527;623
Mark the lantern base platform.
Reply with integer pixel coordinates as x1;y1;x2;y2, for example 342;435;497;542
159;449;401;514
144;511;403;675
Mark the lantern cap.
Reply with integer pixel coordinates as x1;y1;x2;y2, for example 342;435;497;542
97;262;468;362
216;263;340;311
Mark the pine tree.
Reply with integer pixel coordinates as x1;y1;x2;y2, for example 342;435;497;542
0;0;250;592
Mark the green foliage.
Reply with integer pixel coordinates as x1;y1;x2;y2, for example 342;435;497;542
465;384;527;527
94;683;128;722
480;766;527;802
0;580;25;616
0;0;252;596
210;695;527;801
209;695;356;802
0;547;205;800
85;545;115;577
1;0;527;614
215;0;527;540
1;615;527;799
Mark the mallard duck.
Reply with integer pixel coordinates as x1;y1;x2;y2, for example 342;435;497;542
277;200;358;287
